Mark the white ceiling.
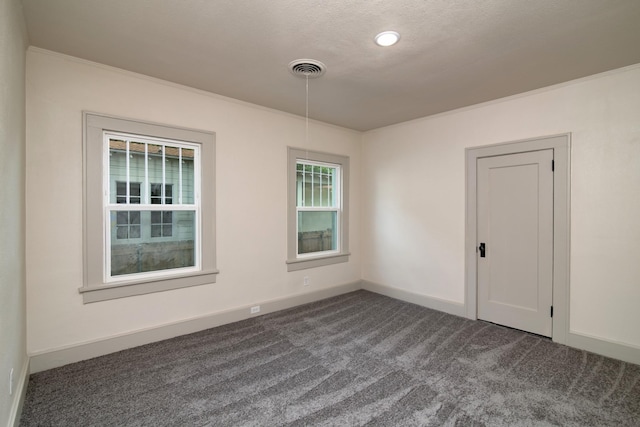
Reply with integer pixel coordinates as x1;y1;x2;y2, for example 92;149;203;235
21;0;640;131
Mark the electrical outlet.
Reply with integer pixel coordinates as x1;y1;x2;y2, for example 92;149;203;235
250;305;260;314
303;276;310;286
9;368;14;396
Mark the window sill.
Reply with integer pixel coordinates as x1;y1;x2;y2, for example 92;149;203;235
286;253;350;272
79;269;219;303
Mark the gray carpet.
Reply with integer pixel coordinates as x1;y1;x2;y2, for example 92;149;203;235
20;290;640;426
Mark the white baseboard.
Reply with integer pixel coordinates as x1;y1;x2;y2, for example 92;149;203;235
8;358;29;427
29;281;361;373
568;331;640;366
361;280;466;317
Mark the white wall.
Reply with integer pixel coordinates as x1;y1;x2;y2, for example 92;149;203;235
24;43;640;365
362;64;640;348
0;0;28;423
25;49;361;355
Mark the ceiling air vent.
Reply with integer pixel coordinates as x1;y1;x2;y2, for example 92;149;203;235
288;59;326;79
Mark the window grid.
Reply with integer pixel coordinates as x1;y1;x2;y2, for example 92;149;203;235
178;149;183;204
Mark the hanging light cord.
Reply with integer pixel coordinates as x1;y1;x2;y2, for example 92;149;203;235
305;74;309;147
305;74;310;158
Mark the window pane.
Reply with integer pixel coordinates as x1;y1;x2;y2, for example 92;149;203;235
130;182;141;204
130;211;140;224
116;226;128;240
116;181;126;197
115;181;126;204
297;211;337;254
304;169;313;206
181;148;195;204
151;211;161;223
130;183;141;197
116;211;129;225
150;183;162;204
329;169;336;205
129;142;145;155
109;139;126;152
110;210;196;276
165;184;173;204
129;142;145;193
109;140;126;204
148;144;163;192
296;170;304;207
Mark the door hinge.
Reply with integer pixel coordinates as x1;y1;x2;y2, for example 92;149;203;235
552;160;555;171
550;306;554;318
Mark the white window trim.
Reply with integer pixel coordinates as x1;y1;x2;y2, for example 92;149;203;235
81;112;218;303
287;147;350;271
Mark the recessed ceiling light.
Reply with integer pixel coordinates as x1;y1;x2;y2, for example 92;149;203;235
374;31;400;47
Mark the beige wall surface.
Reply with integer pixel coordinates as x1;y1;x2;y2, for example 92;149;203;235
0;0;28;423
362;64;640;348
25;49;361;354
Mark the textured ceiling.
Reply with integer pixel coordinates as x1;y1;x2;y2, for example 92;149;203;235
21;0;640;131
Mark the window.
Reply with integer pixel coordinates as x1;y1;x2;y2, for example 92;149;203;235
287;147;350;271
296;161;339;255
82;113;217;303
107;135;198;279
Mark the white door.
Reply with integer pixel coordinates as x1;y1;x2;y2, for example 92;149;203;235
477;149;554;337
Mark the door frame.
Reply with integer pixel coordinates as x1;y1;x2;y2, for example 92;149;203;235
465;134;570;344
